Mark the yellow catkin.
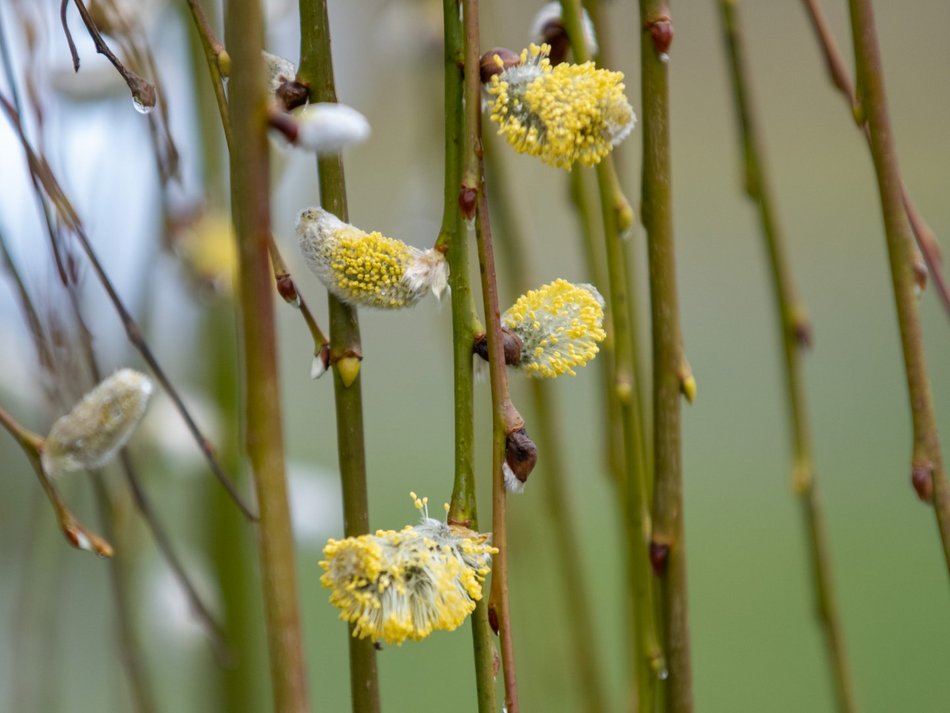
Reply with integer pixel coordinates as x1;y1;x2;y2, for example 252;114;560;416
488;44;634;170
503;278;607;378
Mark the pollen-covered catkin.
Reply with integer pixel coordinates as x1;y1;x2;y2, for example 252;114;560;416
486;43;635;170
297;207;448;309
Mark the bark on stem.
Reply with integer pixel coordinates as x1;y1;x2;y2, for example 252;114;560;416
639;3;693;711
297;2;381;710
439;1;496;709
225;2;310;711
463;3;521;708
718;4;858;711
846;0;950;575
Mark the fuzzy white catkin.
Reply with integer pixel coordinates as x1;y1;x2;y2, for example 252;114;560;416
291;103;371;155
42;369;154;476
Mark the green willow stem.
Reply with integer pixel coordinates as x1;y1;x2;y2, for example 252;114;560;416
846;0;950;575
639;4;693;712
438;1;496;709
225;3;310;711
718;4;858;711
558;0;664;708
462;1;520;708
297;2;381;710
485;137;608;713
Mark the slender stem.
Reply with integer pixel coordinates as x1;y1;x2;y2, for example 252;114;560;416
225;2;310;711
0;405;113;556
486;139;608;713
800;0;950;318
639;4;693;712
439;1;496;708
297;2;381;711
474;182;522;713
559;0;665;707
183;0;233;153
846;0;950;574
718;4;858;711
268;238;328;353
462;3;521;709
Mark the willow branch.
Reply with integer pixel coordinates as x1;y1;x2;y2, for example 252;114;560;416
558;0;666;707
60;0;156;109
183;0;233;152
461;2;521;710
0;405;112;557
225;1;310;710
846;0;950;575
438;0;496;708
718;4;858;711
297;1;380;710
639;4;693;712
801;0;949;318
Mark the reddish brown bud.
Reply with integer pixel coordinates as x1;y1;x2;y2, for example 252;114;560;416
793;315;813;349
647;16;673;55
480;48;520;84
539;20;571;66
459;186;477;221
505;428;538;485
473;328;523;366
649;541;669;575
912;464;934;502
275;274;299;305
276;80;310;112
268;110;299;143
488;604;500;635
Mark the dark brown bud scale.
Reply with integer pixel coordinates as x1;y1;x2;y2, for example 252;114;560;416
268;111;299;144
479;48;520;84
277;80;310;112
539;20;571;66
276;274;299;305
649;541;669;575
473;328;523;366
912;464;934;502
913;257;929;295
458;186;477;221
488;604;500;635
647;16;673;55
793;317;813;349
505;428;538;484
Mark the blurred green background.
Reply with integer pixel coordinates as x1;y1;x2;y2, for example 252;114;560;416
1;1;948;711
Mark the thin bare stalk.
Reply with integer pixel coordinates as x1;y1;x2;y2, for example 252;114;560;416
0;405;113;556
717;4;858;711
845;0;950;574
225;2;310;710
558;0;665;708
486;138;608;713
638;4;693;711
183;0;233;152
297;1;380;710
800;0;950;318
461;3;521;709
437;1;496;709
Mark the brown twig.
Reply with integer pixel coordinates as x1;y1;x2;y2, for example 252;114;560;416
845;0;950;576
0;405;113;557
801;0;950;318
61;0;156;110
